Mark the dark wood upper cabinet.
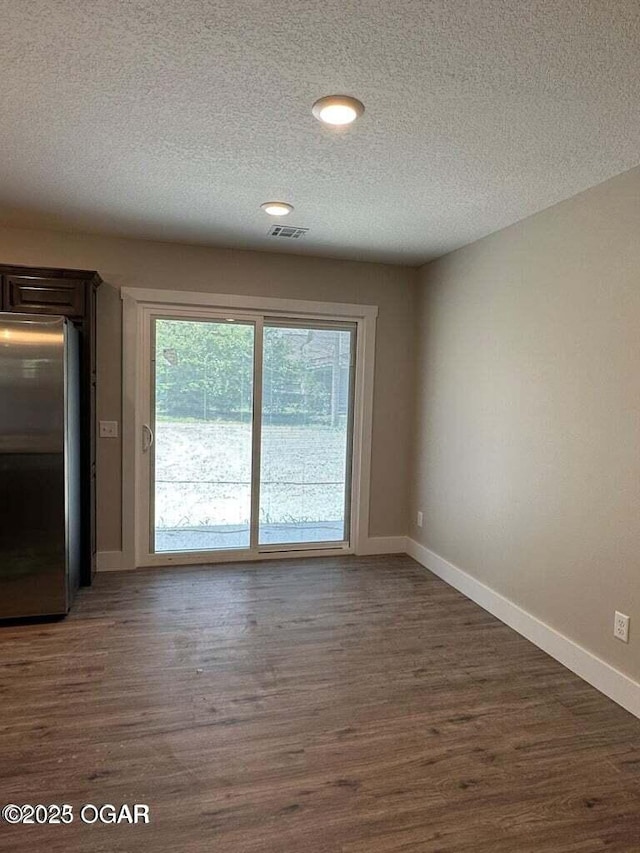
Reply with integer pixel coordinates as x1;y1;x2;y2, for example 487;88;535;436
0;263;102;586
4;275;86;316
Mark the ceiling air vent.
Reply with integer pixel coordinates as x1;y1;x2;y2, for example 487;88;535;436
268;225;309;239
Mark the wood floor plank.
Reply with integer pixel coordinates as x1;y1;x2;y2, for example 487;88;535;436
1;555;639;852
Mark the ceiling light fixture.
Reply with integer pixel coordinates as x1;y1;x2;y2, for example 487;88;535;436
312;95;365;126
260;201;294;216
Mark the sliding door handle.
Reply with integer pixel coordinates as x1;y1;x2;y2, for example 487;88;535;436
142;423;154;452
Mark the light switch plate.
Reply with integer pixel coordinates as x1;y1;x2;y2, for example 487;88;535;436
99;420;119;438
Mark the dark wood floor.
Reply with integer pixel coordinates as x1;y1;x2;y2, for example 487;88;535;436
2;555;640;852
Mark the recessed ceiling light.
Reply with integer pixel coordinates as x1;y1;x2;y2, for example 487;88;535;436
260;201;294;216
312;95;365;126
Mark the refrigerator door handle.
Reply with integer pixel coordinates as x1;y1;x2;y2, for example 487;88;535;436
142;423;154;452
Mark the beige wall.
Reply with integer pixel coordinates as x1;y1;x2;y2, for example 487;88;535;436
412;165;640;682
0;226;417;552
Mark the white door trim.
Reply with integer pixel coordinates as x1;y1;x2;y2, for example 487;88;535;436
121;287;378;569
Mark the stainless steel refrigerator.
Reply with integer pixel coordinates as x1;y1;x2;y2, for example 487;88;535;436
0;314;81;618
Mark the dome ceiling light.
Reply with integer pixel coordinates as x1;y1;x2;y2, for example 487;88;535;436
312;95;365;126
260;201;294;216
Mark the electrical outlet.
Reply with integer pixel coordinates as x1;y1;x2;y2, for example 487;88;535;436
416;511;423;528
614;611;630;643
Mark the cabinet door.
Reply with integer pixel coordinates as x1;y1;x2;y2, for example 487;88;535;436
3;276;85;317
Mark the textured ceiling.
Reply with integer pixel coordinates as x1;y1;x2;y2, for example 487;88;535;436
1;0;640;265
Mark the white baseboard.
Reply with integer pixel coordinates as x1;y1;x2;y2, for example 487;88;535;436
406;538;640;720
96;550;125;572
357;536;408;556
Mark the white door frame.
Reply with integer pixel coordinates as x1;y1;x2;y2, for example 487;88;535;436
121;287;378;569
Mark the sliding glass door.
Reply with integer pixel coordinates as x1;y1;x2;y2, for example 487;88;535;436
152;317;256;553
259;323;354;546
147;313;355;558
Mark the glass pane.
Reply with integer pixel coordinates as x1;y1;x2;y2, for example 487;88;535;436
153;318;254;552
259;325;354;545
